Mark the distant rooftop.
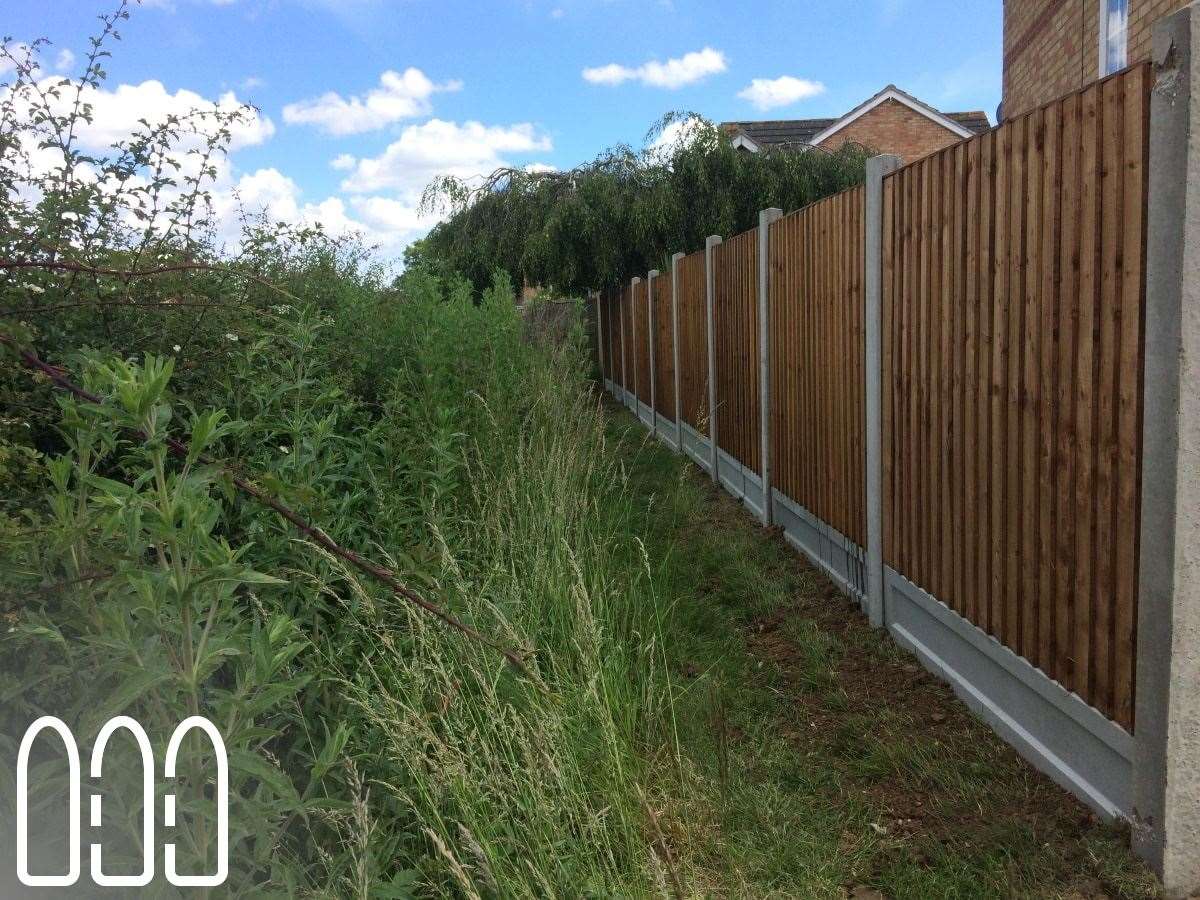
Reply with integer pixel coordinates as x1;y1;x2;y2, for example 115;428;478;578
722;84;991;152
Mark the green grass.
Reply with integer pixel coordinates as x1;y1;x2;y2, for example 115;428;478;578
599;403;1162;899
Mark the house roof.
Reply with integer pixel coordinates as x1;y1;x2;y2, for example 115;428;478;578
722;84;991;152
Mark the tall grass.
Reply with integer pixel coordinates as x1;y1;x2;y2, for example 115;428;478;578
2;267;692;897
320;286;685;897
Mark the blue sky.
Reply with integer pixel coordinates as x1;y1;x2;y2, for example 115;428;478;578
4;0;1001;260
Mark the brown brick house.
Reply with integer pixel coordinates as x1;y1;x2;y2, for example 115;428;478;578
1002;0;1189;118
721;85;991;164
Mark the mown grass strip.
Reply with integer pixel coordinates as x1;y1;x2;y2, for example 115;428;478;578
604;402;1160;899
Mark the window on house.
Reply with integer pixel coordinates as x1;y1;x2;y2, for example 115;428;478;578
1100;0;1129;76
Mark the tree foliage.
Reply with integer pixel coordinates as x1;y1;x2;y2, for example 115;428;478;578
422;114;871;294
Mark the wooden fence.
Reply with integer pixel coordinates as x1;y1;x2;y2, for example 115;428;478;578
597;61;1150;739
632;279;651;407
620;283;633;393
592;35;1200;874
676;249;709;434
713;229;761;472
652;271;675;421
882;64;1148;729
601;285;620;388
770;187;868;548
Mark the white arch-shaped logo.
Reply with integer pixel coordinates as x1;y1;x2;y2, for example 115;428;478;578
163;716;228;887
17;716;81;887
90;716;155;886
15;714;230;888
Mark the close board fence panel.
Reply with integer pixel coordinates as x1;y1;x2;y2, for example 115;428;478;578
881;62;1149;731
633;278;652;408
586;40;1200;851
597;290;609;381
676;249;709;435
653;271;675;422
605;288;621;390
620;282;633;395
768;187;868;548
608;288;620;388
713;227;760;473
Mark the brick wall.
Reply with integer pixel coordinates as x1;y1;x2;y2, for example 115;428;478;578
815;99;966;163
1003;0;1187;118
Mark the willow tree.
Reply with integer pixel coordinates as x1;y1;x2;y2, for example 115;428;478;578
420;115;871;295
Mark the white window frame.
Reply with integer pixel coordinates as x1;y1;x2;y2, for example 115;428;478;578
1099;0;1129;76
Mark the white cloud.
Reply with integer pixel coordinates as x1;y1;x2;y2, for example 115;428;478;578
2;61;500;261
282;68;462;136
54;49;75;72
58;79;275;152
212;168;433;256
241;75;265;91
582;47;727;90
737;76;826;111
523;162;557;174
0;43;35;79
339;119;552;194
649;116;705;154
550;7;565;18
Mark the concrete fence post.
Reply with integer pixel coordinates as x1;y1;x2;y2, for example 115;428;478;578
1132;7;1200;895
864;154;902;630
647;269;659;433
757;208;783;526
671;252;685;449
705;235;722;483
629;276;641;412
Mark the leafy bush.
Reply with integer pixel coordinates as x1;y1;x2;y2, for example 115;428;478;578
0;7;781;896
421;114;871;294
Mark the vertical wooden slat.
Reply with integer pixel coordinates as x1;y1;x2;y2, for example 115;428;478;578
1022;108;1044;666
906;165;918;579
917;158;931;589
930;153;943;601
1075;80;1101;706
1114;66;1147;731
882;177;896;565
1038;99;1063;679
1092;73;1124;718
952;142;967;617
1005;114;1026;651
964;137;980;626
940;147;955;606
1056;91;1082;695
